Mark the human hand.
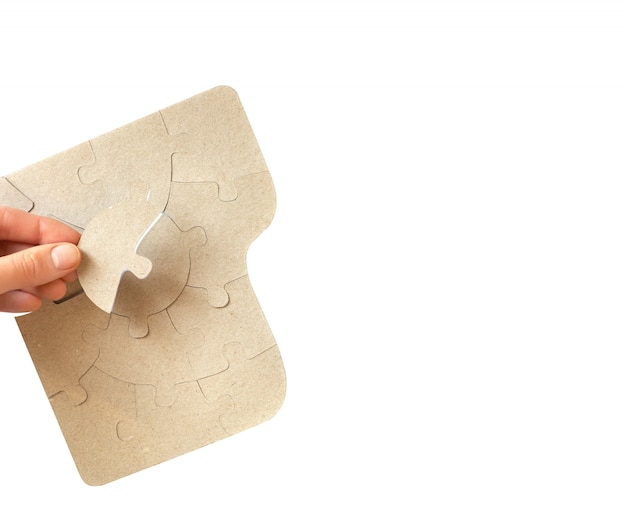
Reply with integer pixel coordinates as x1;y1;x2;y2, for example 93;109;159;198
0;206;82;312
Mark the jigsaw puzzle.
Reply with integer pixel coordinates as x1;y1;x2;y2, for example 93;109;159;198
1;86;286;485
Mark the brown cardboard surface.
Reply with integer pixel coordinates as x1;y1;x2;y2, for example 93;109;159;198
4;86;286;485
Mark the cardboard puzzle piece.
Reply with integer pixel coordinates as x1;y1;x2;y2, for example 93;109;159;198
16;293;109;405
116;382;233;468
83;311;204;406
167;275;277;365
112;213;206;338
6;86;286;485
50;366;142;486
77;183;157;314
0;177;33;211
78;111;186;212
7;141;99;229
161;86;269;201
165;172;276;307
198;343;286;436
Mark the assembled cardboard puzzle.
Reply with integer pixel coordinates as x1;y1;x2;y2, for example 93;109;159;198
0;86;286;485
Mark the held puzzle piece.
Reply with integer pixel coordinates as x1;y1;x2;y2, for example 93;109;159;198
1;87;286;485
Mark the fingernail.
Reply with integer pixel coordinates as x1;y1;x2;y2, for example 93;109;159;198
51;244;80;270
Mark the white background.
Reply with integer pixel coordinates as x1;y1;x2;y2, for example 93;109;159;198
1;1;626;519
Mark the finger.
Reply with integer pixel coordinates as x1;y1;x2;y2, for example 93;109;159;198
0;290;42;313
22;278;68;302
0;206;81;245
62;270;78;283
0;241;32;256
0;242;81;294
1;244;79;285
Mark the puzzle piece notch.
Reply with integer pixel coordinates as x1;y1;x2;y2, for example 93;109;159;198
0;177;34;211
16;293;108;405
84;311;205;407
165;171;276;308
112;213;206;338
78;183;158;313
161;86;268;202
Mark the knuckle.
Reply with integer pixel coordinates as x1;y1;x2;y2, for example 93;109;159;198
14;250;41;281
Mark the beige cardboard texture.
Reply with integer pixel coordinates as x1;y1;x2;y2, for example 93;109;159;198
166;172;276;308
8;141;98;228
0;177;34;211
6;86;286;485
160;85;269;201
77;183;157;314
16;293;110;406
112;213;206;338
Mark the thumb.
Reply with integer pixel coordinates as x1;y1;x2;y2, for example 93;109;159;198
0;243;81;295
